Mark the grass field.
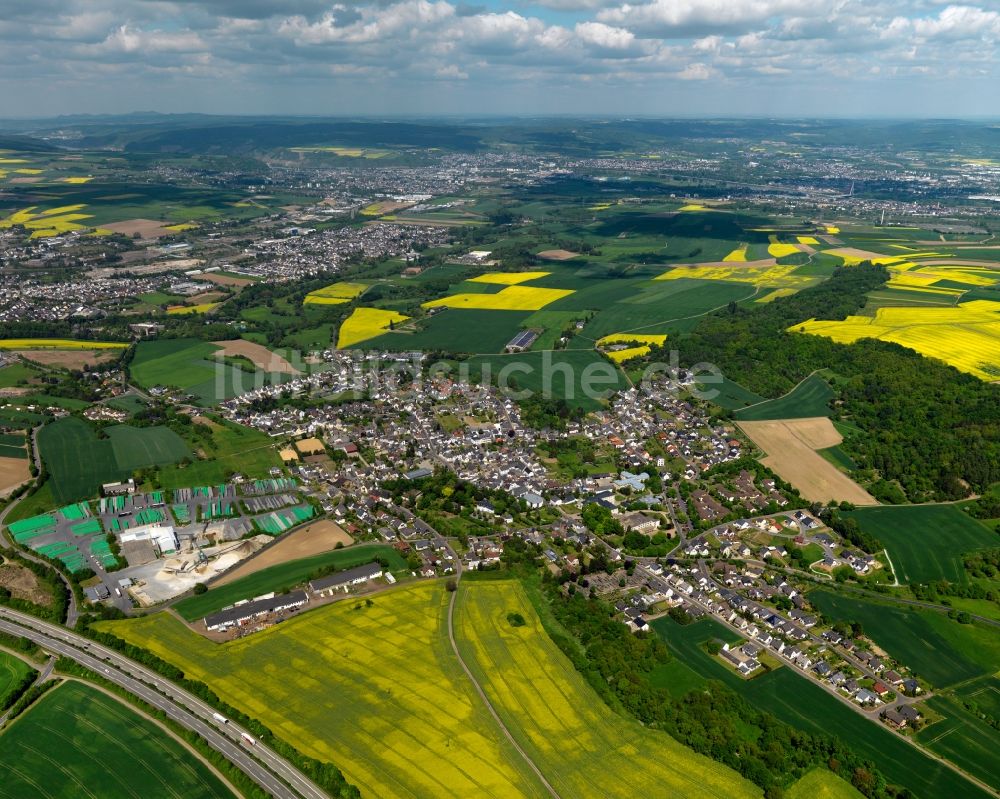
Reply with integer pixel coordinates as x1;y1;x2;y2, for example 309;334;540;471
0;681;233;799
130;338;265;405
454;580;760;799
844;505;996;584
0;651;34;709
0;363;39;388
916;693;1000;790
152;418;280;489
734;374;834;421
651;615;993;799
36;416;127;504
807;590;1000;689
106;425;192;472
173;544;408;620
100;583;550;799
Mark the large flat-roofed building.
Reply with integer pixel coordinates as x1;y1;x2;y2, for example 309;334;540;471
118;524;178;557
506;329;538;352
310;562;384;597
204;590;308;632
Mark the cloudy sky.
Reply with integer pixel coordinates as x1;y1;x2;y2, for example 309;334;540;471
4;0;1000;117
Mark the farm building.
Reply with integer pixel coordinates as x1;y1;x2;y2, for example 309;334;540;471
102;479;136;496
505;330;538;352
204;590;309;632
309;562;384;597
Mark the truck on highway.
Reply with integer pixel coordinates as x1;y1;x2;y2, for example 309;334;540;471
213;712;229;724
241;733;256;746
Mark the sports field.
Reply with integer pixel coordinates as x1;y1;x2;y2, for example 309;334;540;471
100;583;550;799
0;681;233;799
734;374;834;421
807;590;1000;688
844;505;996;584
173;543;408;620
454;580;760;799
651;615;993;799
0;651;34;709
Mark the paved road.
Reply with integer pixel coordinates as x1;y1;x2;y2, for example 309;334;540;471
0;607;330;799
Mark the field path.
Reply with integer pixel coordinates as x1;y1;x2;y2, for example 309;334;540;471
446;563;561;799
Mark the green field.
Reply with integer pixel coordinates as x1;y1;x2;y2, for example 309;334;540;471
130;338;285;405
651;615;993;799
36;416;128;504
455;580;759;799
101;583;550;799
106;425;192;472
0;681;233;798
0;443;26;459
36;417;192;505
467;349;625;411
786;768;864;799
152;417;281;489
173;544;408;620
366;309;532;353
807;589;1000;689
734;374;834;421
916;693;1000;791
694;376;767;410
0;363;39;388
106;394;149;415
845;505;996;584
0;652;34;709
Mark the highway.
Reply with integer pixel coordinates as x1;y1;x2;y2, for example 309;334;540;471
0;607;330;799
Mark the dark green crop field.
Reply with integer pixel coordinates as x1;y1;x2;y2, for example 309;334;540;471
651;615;993;799
844;505;996;584
807;589;1000;689
734;374;834;420
0;681;233;799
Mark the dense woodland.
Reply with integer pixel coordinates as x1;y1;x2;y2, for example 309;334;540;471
673;264;1000;502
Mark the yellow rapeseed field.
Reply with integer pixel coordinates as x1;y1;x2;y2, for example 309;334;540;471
756;288;798;303
678;203;709;211
97;583;547;799
422;285;573;312
597;333;666;363
337;307;410;348
797;236;819;245
0;339;126;350
655;263;813;288
826;226;840;234
767;242;801;258
61;176;93;184
792;299;1000;380
164;222;199;232
723;245;748;262
304;281;368;305
167;303;219;315
0;204;94;237
467;271;550;286
454;581;761;799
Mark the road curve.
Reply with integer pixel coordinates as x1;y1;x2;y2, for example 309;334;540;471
0;608;330;799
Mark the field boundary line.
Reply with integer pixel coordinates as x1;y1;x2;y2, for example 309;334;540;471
447;580;561;799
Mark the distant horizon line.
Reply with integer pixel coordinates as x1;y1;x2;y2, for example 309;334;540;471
2;112;999;124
